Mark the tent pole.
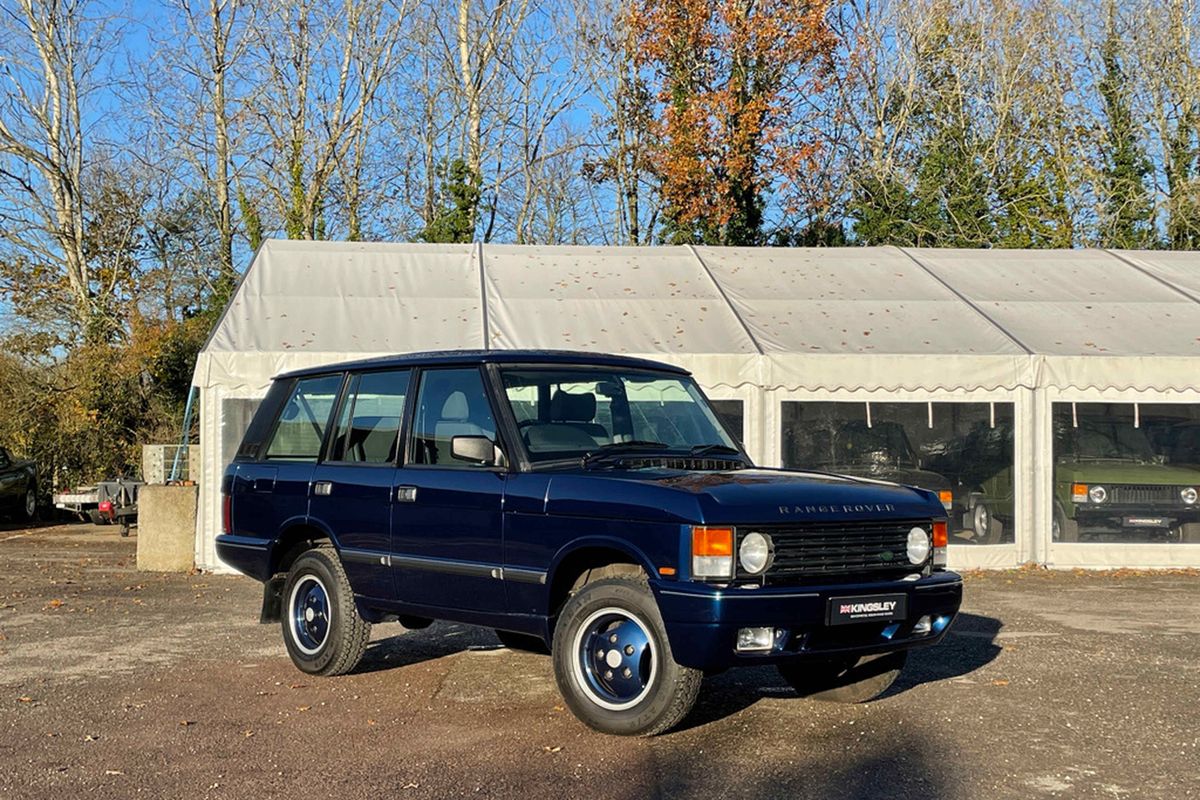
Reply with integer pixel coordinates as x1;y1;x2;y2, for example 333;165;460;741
169;385;198;483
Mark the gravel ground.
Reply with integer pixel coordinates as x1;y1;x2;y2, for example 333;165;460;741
1;522;1198;799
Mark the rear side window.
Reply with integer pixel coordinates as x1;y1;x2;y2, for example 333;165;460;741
328;370;411;464
409;368;497;466
264;374;343;461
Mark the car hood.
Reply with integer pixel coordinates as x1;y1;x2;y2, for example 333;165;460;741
1055;460;1200;485
536;467;944;525
815;464;952;493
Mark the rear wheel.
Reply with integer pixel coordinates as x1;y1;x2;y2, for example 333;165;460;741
280;547;370;676
552;576;701;736
494;629;550;654
777;651;908;703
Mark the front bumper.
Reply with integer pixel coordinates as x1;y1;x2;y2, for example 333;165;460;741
651;571;962;671
1070;506;1200;533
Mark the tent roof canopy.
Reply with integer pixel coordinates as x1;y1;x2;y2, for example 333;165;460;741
199;241;1200;393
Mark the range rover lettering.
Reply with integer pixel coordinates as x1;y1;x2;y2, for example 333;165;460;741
217;351;962;736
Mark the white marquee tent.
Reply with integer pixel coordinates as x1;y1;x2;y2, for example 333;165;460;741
193;240;1200;572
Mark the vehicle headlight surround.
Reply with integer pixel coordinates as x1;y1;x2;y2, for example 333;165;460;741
1182;487;1198;505
738;532;774;575
907;526;932;565
1088;485;1108;504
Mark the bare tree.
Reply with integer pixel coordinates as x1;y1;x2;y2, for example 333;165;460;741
0;0;113;340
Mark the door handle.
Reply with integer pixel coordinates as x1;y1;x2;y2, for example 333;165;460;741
396;485;418;503
313;481;333;497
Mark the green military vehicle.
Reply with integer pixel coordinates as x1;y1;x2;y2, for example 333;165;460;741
1054;418;1200;543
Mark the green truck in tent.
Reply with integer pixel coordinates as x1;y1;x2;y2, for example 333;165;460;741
1053;419;1200;543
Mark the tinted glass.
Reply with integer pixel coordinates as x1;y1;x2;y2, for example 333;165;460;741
500;368;736;461
1053;403;1200;544
710;399;745;447
264;375;343;461
409;368;497;467
782;401;1016;546
329;370;410;464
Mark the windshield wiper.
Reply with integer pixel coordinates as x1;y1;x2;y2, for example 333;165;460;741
689;443;744;458
581;441;670;468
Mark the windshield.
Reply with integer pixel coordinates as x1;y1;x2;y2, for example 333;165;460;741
1064;421;1157;462
499;367;739;463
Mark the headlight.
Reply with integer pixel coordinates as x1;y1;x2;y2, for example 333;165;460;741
1088;485;1108;504
907;526;931;565
738;532;773;574
1182;487;1198;505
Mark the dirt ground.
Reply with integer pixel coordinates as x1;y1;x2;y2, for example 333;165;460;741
1;522;1198;800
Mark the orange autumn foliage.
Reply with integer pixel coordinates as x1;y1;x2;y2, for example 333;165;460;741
629;0;834;243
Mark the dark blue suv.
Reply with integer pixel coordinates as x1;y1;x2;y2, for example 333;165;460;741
217;350;961;735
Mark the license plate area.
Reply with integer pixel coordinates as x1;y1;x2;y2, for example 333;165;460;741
1123;516;1169;527
827;593;907;626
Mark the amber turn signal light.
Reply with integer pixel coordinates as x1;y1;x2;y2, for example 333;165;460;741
932;521;948;549
691;526;735;579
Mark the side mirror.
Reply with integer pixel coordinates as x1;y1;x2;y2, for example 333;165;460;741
451;435;497;466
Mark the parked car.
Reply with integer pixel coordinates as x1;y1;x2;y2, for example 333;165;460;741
925;423;1014;545
1054;419;1200;542
0;446;37;521
217;351;962;736
804;420;987;535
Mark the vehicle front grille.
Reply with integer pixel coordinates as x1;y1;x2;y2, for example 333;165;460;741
740;519;927;583
1108;485;1181;506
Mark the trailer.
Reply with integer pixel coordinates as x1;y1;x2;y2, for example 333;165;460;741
53;479;142;536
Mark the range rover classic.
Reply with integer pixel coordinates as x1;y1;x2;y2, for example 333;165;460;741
1054;418;1200;543
217;351;962;736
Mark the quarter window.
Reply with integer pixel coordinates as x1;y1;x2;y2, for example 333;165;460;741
263;375;343;461
329;370;411;464
409;369;498;467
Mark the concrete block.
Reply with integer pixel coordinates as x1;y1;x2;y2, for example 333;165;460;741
137;484;198;572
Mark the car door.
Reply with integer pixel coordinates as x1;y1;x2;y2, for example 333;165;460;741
391;366;507;612
231;374;343;543
308;369;411;602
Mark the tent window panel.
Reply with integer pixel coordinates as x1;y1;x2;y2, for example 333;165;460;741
264;375;343;462
1052;403;1200;544
709;399;745;447
781;401;1015;546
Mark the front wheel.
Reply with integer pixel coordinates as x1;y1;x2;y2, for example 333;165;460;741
280;547;371;676
1178;523;1200;544
23;487;37;521
552;576;701;736
777;650;908;703
971;501;1003;544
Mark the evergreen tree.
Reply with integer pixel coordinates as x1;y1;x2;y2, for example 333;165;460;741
419;159;481;244
1097;4;1156;249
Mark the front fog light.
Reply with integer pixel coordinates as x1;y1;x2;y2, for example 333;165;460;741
907;526;931;565
735;627;775;653
1182;487;1198;505
738;532;773;574
913;615;932;635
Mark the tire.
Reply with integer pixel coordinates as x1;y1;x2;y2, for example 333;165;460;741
495;629;550;654
280;547;370;676
1179;523;1200;544
22;486;37;522
777;650;908;703
971;501;1003;545
1053;504;1079;543
552;576;701;736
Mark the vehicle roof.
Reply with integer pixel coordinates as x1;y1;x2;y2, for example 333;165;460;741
275;349;691;380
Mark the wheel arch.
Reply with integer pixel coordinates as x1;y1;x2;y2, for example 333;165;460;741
546;538;657;621
261;520;339;623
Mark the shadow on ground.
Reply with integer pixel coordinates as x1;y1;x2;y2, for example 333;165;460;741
349;612;1003;738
